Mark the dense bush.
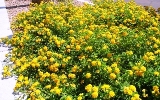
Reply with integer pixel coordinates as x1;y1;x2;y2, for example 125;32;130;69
1;0;160;99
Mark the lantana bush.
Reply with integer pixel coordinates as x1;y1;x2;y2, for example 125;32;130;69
1;0;160;99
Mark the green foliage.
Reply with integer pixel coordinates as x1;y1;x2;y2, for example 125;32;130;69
1;0;160;100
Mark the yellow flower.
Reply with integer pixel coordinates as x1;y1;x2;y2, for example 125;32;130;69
54;62;60;67
15;60;21;66
97;61;101;66
146;41;151;45
18;74;24;81
153;44;158;48
91;92;98;98
30;92;35;97
109;91;115;98
55;88;62;95
134;94;140;99
151;27;159;32
68;30;74;34
85;84;92;92
79;21;83;25
44;72;50;77
154;50;160;54
154;71;159;76
122;32;128;36
131;94;140;100
106;32;112;39
42;56;47;61
70;84;76;88
88;30;93;35
92;86;99;92
66;96;72;100
103;58;108;61
126;51;133;55
66;45;70;49
124;86;129;94
111;63;117;67
131;97;136;100
45;85;51;89
143;55;149;62
128;89;133;95
11;57;16;62
140;66;146;72
114;67;120;74
43;46;48;51
132;66;139;71
102;44;108;49
35;62;40;67
127;70;133;76
31;63;36;68
49;57;55;63
139;69;146;75
77;96;83;100
76;45;81;51
15;82;22;89
153;86;159;92
85;73;92;79
110;39;116;44
58;54;63;58
109;73;116;79
68;73;76;79
91;61;97;66
66;49;71;53
32;82;39;87
71;65;78;72
35;89;41;95
24;80;29;86
85;46;92;51
101;84;110;91
55;40;61;47
129;85;136;92
107;66;112;73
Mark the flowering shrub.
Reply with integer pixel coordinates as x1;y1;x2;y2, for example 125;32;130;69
1;0;160;99
144;6;160;17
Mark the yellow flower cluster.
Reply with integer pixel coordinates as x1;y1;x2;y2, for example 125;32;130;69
143;52;156;62
1;0;160;99
152;85;160;96
123;85;141;100
124;85;137;95
105;63;120;80
132;62;146;76
85;84;115;99
2;66;11;78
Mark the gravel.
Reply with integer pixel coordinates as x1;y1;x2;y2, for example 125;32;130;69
4;0;93;23
4;0;31;22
